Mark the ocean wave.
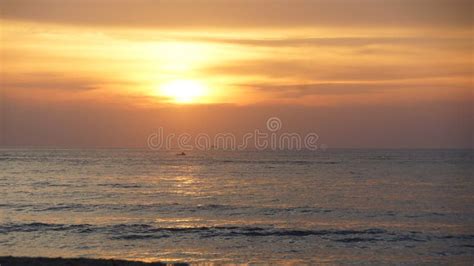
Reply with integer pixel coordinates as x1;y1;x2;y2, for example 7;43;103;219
97;183;143;188
0;203;334;215
0;222;386;237
1;203;462;221
217;159;340;165
1;222;472;245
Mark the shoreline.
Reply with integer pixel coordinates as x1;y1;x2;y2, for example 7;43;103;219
0;256;189;266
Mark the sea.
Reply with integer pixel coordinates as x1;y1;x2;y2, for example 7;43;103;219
0;149;473;264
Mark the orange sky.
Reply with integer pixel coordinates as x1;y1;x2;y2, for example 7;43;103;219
0;0;472;148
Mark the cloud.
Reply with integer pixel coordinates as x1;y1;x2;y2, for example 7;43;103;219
243;83;388;97
0;0;472;28
1;73;99;92
240;82;471;99
203;60;472;81
188;36;472;49
105;32;472;48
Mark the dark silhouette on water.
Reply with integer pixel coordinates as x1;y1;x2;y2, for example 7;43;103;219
0;256;189;266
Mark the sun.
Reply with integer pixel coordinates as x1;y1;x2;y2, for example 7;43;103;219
159;80;207;103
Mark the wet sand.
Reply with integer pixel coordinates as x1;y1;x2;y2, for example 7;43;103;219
0;256;189;266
